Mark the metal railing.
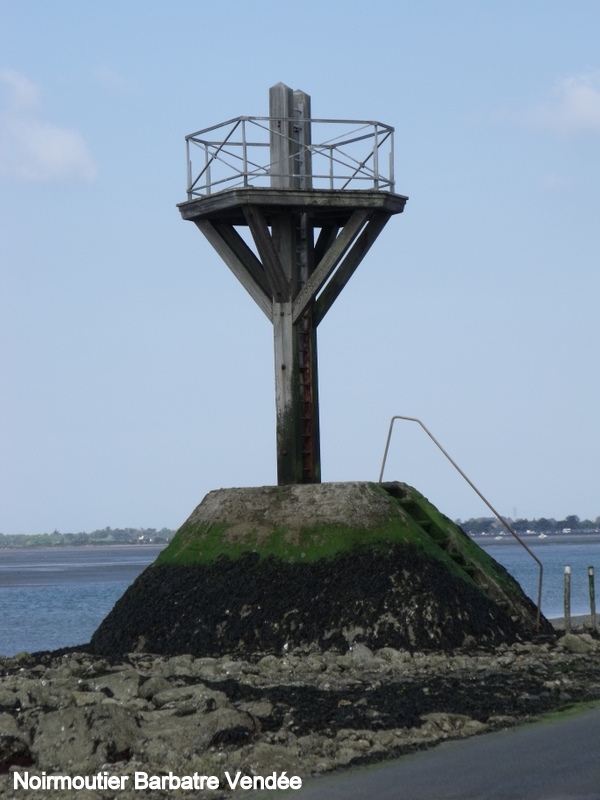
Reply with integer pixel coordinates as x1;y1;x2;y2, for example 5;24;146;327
185;116;395;199
379;414;543;630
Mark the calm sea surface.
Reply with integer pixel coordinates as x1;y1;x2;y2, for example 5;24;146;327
1;539;599;657
0;546;163;657
476;535;600;622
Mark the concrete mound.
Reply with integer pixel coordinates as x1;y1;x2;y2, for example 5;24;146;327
90;482;553;659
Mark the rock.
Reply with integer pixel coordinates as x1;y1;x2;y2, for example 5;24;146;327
0;690;19;711
377;647;411;663
488;714;517;726
72;690;106;706
294;655;327;674
237;699;273;718
202;708;259;747
159;654;195;678
31;704;139;772
350;643;374;662
558;633;594;654
257;654;281;671
0;635;598;796
0;713;31;773
138;676;171;700
17;676;77;710
92;668;140;701
244;741;300;774
420;712;473;733
151;684;228;712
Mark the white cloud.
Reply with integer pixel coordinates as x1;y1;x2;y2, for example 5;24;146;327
0;69;97;182
525;73;600;135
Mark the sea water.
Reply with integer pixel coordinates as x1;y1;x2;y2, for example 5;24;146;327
0;546;163;657
1;539;599;657
477;535;600;621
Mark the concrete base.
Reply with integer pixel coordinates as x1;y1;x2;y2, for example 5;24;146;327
90;482;553;659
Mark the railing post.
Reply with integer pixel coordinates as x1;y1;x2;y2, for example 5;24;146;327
204;145;211;196
242;118;248;188
186;138;192;200
329;145;334;190
373;124;379;190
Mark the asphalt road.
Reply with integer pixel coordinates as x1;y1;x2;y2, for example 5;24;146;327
287;703;600;800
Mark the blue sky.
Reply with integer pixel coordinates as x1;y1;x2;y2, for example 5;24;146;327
1;1;600;533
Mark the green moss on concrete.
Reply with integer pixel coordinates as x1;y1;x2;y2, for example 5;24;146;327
154;484;482;592
155;515;449;566
392;483;532;596
154;522;233;566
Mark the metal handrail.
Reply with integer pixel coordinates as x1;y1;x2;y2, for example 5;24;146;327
379;414;543;631
184;116;395;198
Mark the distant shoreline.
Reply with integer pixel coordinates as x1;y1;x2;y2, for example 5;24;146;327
3;534;600;550
0;542;168;550
472;534;600;546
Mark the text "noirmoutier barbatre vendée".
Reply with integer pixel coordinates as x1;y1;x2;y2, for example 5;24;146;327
14;770;303;791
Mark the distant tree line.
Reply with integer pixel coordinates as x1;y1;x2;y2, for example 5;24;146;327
0;527;175;548
458;515;600;536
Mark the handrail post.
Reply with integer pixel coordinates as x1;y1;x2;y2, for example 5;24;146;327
186;138;192;200
329;145;334;189
379;414;544;631
204;144;210;196
242;118;248;188
373;123;379;190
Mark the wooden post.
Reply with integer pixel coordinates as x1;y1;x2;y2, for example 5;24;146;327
269;83;294;189
293;89;319;484
293;89;312;190
564;564;571;634
589;565;596;631
269;83;320;484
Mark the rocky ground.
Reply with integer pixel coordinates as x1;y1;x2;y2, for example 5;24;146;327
1;630;600;799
